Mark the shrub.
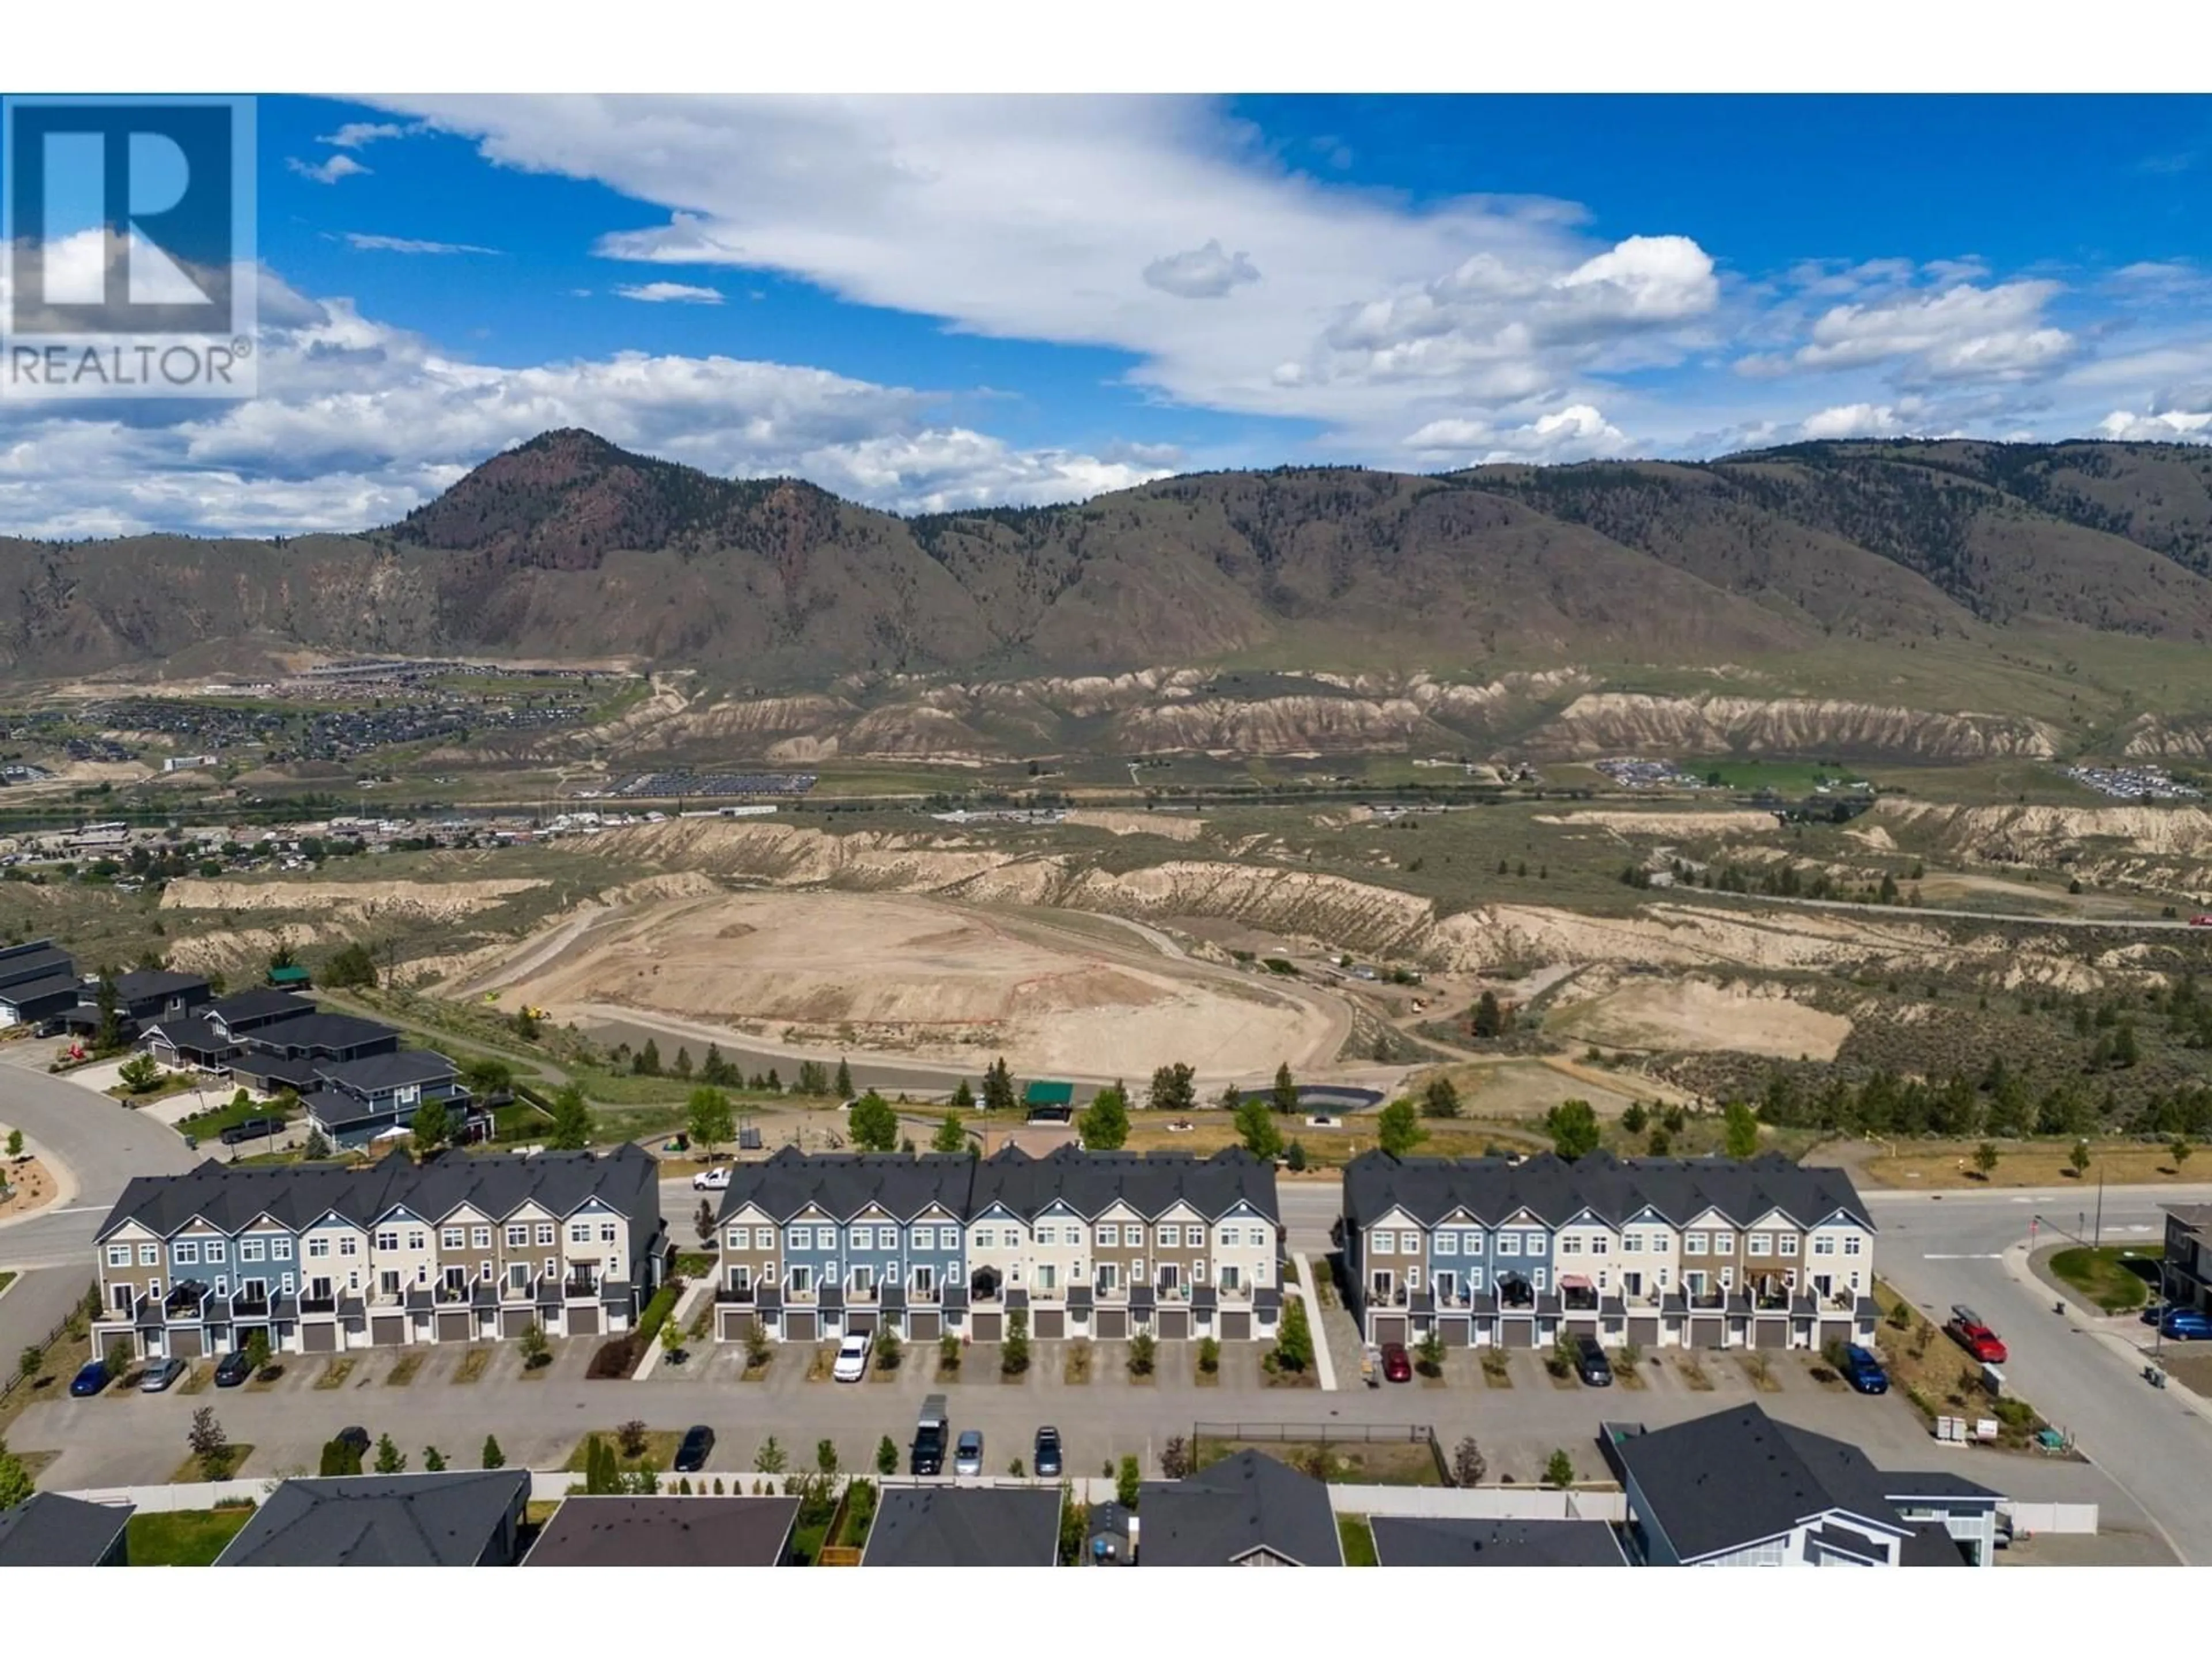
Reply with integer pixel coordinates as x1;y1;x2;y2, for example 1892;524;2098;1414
1197;1336;1220;1375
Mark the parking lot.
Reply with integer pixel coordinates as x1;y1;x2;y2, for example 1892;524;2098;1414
13;1328;2133;1510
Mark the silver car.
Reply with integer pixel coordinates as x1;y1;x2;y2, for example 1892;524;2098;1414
953;1429;983;1476
139;1357;187;1393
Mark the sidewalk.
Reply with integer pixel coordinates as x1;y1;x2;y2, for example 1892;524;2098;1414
1290;1251;1338;1392
633;1280;713;1378
2002;1236;2212;1435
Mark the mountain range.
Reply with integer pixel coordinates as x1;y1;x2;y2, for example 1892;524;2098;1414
7;429;2212;690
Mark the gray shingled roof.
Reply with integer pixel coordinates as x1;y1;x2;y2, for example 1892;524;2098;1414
216;1471;529;1566
1137;1450;1341;1566
245;1012;396;1054
0;944;73;990
715;1143;1278;1225
208;988;315;1026
111;969;210;1002
524;1497;801;1567
862;1486;1061;1567
1343;1149;1870;1232
319;1050;459;1092
976;1143;1281;1223
97;1143;658;1240
0;1493;134;1566
1371;1516;1627;1567
1615;1404;1910;1562
0;972;79;1009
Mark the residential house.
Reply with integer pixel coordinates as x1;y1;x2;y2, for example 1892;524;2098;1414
0;1493;134;1566
95;969;212;1025
215;1471;531;1566
1370;1516;1628;1566
142;988;316;1070
90;1144;665;1360
0;938;77;1029
1341;1150;1877;1352
1607;1404;2000;1566
861;1487;1062;1567
524;1497;801;1567
294;1052;474;1150
714;1145;1281;1347
2161;1203;2212;1315
1134;1449;1342;1566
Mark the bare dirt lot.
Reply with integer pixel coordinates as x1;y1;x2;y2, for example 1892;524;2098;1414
474;888;1350;1080
1545;973;1852;1060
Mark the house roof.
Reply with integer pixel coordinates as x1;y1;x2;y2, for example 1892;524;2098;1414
109;969;210;1003
861;1486;1061;1567
1343;1149;1872;1233
1900;1522;1972;1566
0;972;80;1009
1614;1404;1911;1563
207;988;315;1027
1370;1516;1627;1567
98;1143;659;1240
317;1050;458;1093
143;1013;234;1053
215;1471;529;1566
524;1497;800;1567
1883;1469;2004;1502
2164;1203;2212;1234
1136;1450;1341;1567
975;1143;1281;1224
244;1012;395;1054
1023;1080;1075;1107
0;1492;134;1566
0;944;73;990
714;1143;1279;1226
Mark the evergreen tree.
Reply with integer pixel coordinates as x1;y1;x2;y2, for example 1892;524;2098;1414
835;1058;854;1098
931;1111;969;1154
1078;1082;1131;1149
410;1098;451;1156
982;1057;1017;1115
1271;1062;1300;1115
548;1085;593;1151
1146;1062;1197;1114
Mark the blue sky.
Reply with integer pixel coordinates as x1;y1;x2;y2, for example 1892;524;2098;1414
7;93;2211;537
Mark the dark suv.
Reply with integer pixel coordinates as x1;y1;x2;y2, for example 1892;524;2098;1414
1573;1335;1613;1387
1033;1426;1063;1479
220;1117;283;1146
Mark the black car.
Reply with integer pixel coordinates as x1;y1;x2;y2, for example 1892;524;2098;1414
673;1425;715;1473
214;1349;254;1388
1033;1425;1063;1479
220;1117;283;1146
334;1425;370;1457
1574;1335;1613;1387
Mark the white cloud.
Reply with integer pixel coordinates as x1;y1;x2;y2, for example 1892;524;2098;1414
614;281;724;304
317;120;423;150
378;96;1726;457
0;283;1168;536
287;154;370;185
2096;407;2212;442
1786;280;2075;382
1797;402;1908;440
1404;402;1627;463
1143;239;1260;299
343;233;502;256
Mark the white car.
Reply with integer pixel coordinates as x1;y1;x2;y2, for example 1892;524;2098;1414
832;1331;872;1383
692;1166;731;1191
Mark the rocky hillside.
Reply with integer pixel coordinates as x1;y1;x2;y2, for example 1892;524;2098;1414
10;430;2212;694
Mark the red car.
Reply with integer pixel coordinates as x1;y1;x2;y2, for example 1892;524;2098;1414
1380;1342;1412;1383
1945;1305;2008;1364
2191;915;2212;928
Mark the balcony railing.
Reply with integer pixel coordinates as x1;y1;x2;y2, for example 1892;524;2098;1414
1689;1291;1726;1310
563;1278;600;1300
715;1286;757;1305
300;1295;336;1315
1562;1291;1601;1313
232;1291;271;1316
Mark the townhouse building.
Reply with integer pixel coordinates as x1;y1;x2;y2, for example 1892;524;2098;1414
90;1145;665;1361
1342;1150;1877;1353
714;1144;1282;1347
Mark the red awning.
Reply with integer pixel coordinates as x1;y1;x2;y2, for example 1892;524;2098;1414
1560;1275;1593;1290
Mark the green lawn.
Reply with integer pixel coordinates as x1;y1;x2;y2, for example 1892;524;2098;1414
2050;1246;2156;1313
0;1271;16;1296
128;1506;253;1566
176;1091;290;1139
1338;1515;1378;1566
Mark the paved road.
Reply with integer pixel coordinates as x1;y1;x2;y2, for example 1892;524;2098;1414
1868;1183;2212;1564
0;1046;196;1271
14;1323;2141;1516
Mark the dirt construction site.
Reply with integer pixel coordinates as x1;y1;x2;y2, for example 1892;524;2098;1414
457;887;1357;1084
